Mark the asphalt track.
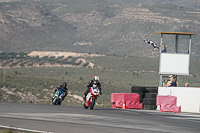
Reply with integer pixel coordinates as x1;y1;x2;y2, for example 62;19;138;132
0;103;200;133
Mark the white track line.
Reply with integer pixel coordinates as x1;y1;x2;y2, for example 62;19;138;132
0;125;53;133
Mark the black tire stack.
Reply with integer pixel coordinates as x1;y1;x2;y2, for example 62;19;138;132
131;86;145;103
131;86;158;110
143;87;158;110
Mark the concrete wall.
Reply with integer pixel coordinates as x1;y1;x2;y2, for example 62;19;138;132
158;87;200;113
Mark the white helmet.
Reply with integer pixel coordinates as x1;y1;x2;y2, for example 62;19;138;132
93;76;99;81
93;76;99;86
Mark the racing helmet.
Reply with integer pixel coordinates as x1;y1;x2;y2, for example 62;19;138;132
93;76;99;84
63;82;67;87
93;76;99;81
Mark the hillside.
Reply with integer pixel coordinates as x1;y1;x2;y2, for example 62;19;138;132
0;51;105;69
0;0;199;59
0;51;200;106
0;0;200;106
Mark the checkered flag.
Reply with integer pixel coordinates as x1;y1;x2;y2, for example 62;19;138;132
144;39;159;50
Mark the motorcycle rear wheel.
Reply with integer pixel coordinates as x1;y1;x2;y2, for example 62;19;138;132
84;103;88;109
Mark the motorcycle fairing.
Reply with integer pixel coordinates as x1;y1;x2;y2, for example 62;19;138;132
85;92;92;106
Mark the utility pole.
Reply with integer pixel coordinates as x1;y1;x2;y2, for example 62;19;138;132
3;68;5;83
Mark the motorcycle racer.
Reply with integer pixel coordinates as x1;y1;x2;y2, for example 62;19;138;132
83;76;102;101
54;82;68;101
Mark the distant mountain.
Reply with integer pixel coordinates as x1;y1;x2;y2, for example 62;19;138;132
0;0;199;59
0;1;75;52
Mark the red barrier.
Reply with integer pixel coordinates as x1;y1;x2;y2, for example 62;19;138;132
156;95;181;113
110;93;142;109
110;93;123;108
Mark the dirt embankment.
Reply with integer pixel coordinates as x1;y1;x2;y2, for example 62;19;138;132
28;51;104;58
28;51;105;69
1;87;41;104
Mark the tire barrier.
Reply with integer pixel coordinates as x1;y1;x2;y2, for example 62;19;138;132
143;87;158;110
145;87;158;93
143;98;156;105
131;86;158;110
144;93;157;99
143;105;157;110
131;86;146;93
131;86;145;103
156;95;181;113
110;93;143;109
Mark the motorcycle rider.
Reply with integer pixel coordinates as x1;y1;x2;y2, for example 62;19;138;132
83;76;102;101
54;82;68;101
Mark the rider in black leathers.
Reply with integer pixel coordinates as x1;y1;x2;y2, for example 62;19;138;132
83;76;102;101
54;82;68;101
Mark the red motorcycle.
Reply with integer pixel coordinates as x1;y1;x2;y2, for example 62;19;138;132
84;86;100;109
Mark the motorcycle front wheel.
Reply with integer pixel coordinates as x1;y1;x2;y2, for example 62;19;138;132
89;98;95;110
52;98;58;105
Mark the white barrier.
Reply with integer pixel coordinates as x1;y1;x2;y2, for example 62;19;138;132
158;87;200;113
